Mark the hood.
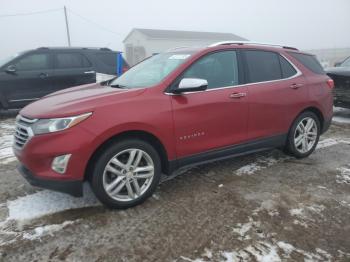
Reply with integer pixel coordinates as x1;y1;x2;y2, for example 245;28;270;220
326;66;350;77
20;83;146;119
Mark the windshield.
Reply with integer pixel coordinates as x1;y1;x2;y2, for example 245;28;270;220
341;57;350;67
109;52;193;88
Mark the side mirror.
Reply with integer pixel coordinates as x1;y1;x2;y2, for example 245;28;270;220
174;78;208;94
334;62;341;67
5;65;16;74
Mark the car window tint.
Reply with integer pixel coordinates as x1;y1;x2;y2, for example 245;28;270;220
244;50;282;83
15;54;49;71
288;52;325;74
96;53;117;67
182;51;239;89
280;55;297;78
56;53;91;69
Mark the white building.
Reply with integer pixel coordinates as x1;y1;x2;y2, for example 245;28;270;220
123;28;247;65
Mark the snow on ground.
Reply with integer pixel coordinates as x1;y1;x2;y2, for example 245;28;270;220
22;220;75;241
235;156;284;176
6;184;100;222
179;212;334;261
0;123;15;164
179;238;333;262
333;107;350;124
316;138;339;149
336;165;350;185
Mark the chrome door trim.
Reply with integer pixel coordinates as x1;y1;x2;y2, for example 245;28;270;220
9;98;40;102
164;53;302;96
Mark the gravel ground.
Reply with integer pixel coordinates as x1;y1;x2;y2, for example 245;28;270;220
0;109;349;262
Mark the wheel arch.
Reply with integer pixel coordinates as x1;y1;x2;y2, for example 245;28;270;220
289;107;324;135
84;130;171;181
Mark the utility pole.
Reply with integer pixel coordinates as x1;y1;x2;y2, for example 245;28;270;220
64;6;71;47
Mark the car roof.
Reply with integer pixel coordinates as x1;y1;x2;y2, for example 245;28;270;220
33;47;119;52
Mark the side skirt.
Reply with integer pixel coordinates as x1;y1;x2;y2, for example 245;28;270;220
163;134;287;181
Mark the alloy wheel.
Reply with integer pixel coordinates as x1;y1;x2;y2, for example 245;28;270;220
102;148;155;202
294;117;318;154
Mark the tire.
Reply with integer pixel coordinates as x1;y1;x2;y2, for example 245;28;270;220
90;139;162;209
285;111;321;159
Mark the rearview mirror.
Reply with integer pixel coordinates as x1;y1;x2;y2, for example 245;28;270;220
5;65;16;73
334;62;341;67
174;78;208;94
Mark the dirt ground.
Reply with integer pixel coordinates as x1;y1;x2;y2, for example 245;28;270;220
0;109;349;262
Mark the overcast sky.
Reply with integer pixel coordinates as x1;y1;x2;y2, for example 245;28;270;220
0;0;349;59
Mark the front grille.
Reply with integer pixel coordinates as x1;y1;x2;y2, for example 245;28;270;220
14;115;37;149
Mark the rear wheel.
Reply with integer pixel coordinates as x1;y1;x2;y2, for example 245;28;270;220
285;111;321;158
90;139;161;209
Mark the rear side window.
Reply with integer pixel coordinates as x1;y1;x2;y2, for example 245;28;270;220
15;53;50;71
244;50;282;83
288;52;325;74
96;53;117;67
55;53;91;69
279;55;297;78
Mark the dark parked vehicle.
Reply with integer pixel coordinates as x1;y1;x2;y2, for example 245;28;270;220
0;47;129;110
326;56;350;109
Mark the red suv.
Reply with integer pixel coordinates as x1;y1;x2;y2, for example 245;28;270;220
13;42;334;208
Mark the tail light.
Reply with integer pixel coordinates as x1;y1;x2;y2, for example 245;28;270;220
326;79;334;89
122;66;129;73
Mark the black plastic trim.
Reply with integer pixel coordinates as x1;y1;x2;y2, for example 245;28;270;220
18;165;83;197
168;134;287;174
322;118;332;134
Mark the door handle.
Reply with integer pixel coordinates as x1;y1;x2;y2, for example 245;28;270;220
38;73;49;79
290;83;303;89
84;71;96;74
230;92;247;99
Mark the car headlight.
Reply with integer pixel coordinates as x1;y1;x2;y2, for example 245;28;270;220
31;112;92;135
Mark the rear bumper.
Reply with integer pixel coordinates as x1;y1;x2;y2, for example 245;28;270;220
18;164;83;197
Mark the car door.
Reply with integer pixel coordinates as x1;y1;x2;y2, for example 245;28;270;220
170;50;248;159
52;51;96;92
0;52;54;108
242;50;307;140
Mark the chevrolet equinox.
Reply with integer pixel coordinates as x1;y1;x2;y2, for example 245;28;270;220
13;42;334;208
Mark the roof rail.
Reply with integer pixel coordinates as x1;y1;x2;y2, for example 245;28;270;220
209;41;298;51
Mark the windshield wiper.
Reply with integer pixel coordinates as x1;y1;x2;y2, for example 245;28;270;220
109;84;127;89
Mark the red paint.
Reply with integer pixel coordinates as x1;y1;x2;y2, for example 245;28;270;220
15;44;333;182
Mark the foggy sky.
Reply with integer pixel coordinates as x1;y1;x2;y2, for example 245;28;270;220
0;0;349;59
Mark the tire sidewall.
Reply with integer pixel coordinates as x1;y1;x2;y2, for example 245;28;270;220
287;111;321;158
90;139;161;209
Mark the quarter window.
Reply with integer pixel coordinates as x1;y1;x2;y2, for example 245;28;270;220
15;53;50;71
279;55;297;78
288;52;325;74
244;50;282;83
181;51;239;89
55;53;91;69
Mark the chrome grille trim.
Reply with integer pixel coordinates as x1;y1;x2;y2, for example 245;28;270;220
13;115;37;150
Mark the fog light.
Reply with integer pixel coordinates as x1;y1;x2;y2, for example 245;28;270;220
51;154;72;174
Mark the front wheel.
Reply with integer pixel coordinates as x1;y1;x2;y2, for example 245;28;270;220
90;139;162;209
285;111;321;158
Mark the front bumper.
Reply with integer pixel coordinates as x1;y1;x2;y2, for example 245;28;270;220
18;164;83;197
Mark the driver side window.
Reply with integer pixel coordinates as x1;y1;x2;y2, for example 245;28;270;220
182;51;239;89
15;53;50;71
